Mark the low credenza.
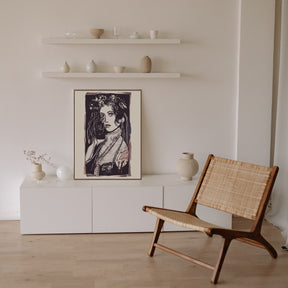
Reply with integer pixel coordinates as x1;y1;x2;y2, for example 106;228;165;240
20;174;232;234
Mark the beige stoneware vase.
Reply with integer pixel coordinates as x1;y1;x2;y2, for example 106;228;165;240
176;152;199;181
140;56;152;73
30;163;45;181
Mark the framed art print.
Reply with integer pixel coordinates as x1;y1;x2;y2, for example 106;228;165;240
74;89;142;180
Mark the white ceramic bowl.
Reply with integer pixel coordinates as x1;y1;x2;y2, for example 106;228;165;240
113;66;125;73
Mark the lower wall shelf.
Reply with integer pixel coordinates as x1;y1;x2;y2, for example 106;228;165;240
42;72;181;79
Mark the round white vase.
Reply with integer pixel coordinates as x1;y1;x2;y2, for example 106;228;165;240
176;153;199;181
31;163;45;181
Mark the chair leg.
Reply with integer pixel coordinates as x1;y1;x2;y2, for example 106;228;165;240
211;237;232;284
257;234;277;258
148;218;164;257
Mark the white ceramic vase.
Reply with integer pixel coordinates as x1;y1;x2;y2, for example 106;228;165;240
176;153;199;181
86;60;97;73
31;163;45;181
60;61;70;73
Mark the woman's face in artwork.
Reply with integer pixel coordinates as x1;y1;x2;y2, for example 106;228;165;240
100;104;121;132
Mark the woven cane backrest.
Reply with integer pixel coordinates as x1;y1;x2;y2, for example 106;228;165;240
196;157;272;220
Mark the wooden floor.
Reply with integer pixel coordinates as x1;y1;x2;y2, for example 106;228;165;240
0;219;287;288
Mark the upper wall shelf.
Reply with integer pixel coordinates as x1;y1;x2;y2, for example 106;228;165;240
42;72;181;79
42;38;181;45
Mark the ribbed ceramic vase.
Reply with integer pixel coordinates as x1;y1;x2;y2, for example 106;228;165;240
31;163;45;181
176;153;199;181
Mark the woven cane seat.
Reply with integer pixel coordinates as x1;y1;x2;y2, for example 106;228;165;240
145;207;221;232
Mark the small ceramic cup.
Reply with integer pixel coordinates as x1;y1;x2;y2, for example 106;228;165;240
149;30;159;39
113;66;125;73
130;32;139;39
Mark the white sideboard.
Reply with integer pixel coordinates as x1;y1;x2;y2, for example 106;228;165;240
20;175;232;234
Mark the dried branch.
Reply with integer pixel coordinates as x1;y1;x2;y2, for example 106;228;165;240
24;150;55;167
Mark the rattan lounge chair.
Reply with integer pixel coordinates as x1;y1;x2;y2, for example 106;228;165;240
143;154;279;284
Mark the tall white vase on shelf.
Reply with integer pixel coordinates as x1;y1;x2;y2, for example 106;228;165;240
176;152;199;181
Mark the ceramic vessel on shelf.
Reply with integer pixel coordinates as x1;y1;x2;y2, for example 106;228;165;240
60;61;70;73
56;166;72;180
176;153;199;181
113;65;125;73
130;32;139;39
31;163;45;181
150;30;159;39
140;56;152;73
64;32;76;38
90;28;104;39
86;60;97;73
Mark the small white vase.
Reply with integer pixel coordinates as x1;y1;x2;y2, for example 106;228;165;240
176;153;199;181
86;60;97;73
31;163;45;181
60;61;70;73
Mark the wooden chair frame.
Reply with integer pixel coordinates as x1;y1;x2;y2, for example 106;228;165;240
143;154;279;284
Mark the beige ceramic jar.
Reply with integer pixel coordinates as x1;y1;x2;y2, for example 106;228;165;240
176;153;199;181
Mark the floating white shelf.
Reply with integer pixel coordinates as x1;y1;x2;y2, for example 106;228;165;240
42;72;181;79
42;38;181;45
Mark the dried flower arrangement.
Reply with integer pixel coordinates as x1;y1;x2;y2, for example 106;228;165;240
24;150;55;167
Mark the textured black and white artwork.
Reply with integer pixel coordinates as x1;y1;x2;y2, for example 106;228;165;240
74;90;141;180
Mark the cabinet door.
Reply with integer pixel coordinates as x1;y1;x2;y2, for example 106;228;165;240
93;186;162;233
20;187;92;234
163;185;232;231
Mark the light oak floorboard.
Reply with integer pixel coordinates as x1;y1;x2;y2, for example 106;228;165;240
0;219;287;288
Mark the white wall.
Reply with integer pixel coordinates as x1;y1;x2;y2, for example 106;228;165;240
236;0;275;166
0;0;275;220
268;0;288;233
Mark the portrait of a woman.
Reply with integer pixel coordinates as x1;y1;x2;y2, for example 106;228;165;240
85;92;131;177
